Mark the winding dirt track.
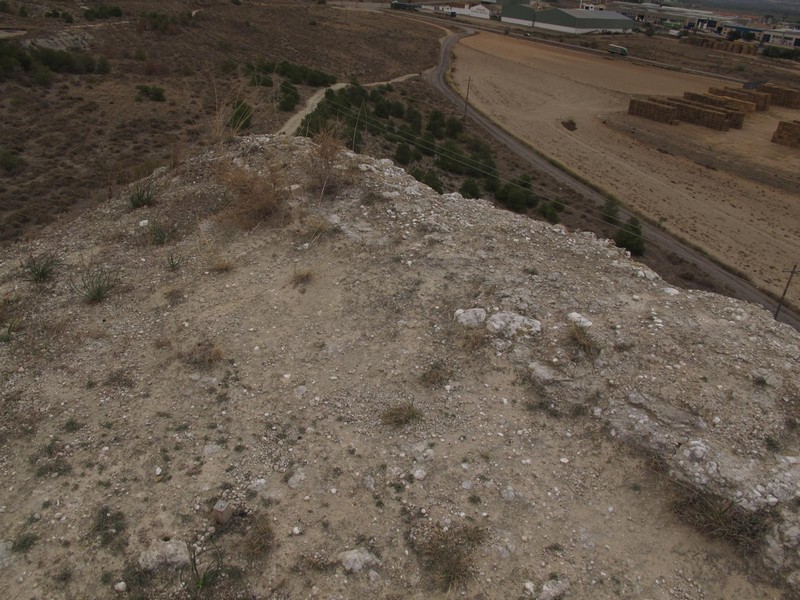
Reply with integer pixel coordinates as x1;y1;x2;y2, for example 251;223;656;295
419;27;800;331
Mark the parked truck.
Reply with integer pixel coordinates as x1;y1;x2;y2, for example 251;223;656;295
608;44;629;56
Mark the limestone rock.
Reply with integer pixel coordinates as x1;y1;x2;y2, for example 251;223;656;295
138;540;191;571
339;548;378;573
486;311;541;337
455;308;486;326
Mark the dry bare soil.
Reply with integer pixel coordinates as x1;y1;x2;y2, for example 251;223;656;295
1;134;797;599
450;32;800;303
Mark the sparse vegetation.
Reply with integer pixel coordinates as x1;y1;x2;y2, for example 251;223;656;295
136;84;166;102
70;267;118;303
128;182;157;209
183;545;224;599
93;506;127;551
419;360;451;387
185;340;224;369
21;252;60;283
291;268;314;288
244;514;275;558
672;489;774;551
12;532;38;553
566;323;600;360
409;523;486;591
614;216;645;256
147;220;177;246
0;147;25;174
381;402;422;426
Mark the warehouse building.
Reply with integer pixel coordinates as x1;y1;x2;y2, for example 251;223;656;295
501;6;634;34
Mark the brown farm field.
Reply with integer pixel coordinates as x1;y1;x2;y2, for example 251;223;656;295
0;0;440;242
451;32;800;302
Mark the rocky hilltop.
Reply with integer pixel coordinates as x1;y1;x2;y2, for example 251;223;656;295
0;135;798;599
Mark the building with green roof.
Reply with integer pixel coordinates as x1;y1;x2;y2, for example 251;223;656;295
501;7;634;34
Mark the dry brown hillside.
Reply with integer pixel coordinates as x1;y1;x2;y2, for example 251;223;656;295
0;134;798;599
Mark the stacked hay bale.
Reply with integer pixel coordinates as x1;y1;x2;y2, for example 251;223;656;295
682;93;747;128
706;89;757;112
771;121;800;147
627;99;679;124
656;98;730;130
724;87;770;111
757;84;800;109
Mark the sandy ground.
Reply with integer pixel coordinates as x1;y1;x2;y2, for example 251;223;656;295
0;135;794;599
451;33;800;302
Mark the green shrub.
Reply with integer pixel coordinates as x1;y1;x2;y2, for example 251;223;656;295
21;252;60;283
96;56;110;74
602;197;620;225
71;267;118;303
63;12;74;23
445;116;463;138
394;142;412;166
459;178;481;199
614;216;645;256
85;6;123;20
0;2;10;14
275;60;336;87
537;201;560;224
0;148;25;174
278;80;300;111
128;182;156;208
136;85;165;102
229;100;252;130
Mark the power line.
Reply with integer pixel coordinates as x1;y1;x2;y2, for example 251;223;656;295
160;20;652;246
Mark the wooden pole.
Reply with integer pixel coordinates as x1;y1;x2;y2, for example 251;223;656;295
775;264;797;320
463;76;471;119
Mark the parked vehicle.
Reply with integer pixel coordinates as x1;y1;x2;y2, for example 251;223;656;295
608;44;628;56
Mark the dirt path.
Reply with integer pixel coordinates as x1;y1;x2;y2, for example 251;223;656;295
279;73;420;135
448;32;800;313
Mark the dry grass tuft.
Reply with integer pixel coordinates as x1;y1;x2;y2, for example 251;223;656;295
185;340;224;370
672;489;774;551
409;523;486;591
419;360;452;387
290;267;314;288
215;163;288;229
566;323;600;360
244;514;275;559
381;402;423;427
310;124;344;197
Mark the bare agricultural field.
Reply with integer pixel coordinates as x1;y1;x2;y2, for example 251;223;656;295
451;32;800;301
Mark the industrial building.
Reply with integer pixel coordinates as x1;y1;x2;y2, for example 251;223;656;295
501;6;634;34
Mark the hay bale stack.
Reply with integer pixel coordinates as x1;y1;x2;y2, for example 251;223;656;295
628;99;679;124
682;93;747;127
726;87;770;111
706;89;757;112
757;84;800;109
771;121;800;147
655;98;730;131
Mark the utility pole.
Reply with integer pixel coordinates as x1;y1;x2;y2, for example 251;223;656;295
775;264;797;320
463;76;471;119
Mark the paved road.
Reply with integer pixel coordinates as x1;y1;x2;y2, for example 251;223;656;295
425;29;800;331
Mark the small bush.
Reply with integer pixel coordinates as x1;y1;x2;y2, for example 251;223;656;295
71;267;118;303
0;148;25;174
64;418;83;433
147;221;177;246
136;84;165;102
21;252;60;283
566;323;600;360
278;80;300;112
291;268;314;288
93;506;127;551
245;514;274;558
128;182;156;208
84;5;123;20
602;197;620;225
614;216;645;256
185;340;223;369
229;100;252;131
672;490;773;550
394;142;412;166
382;402;422;427
12;532;38;553
409;524;485;591
459;178;480;199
